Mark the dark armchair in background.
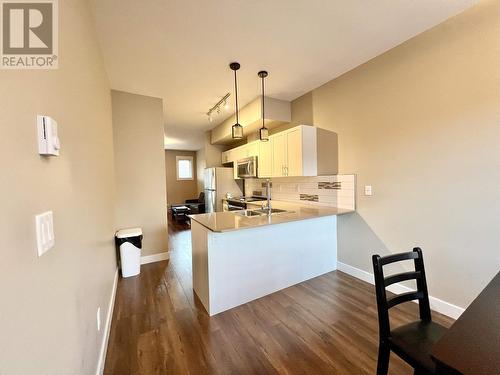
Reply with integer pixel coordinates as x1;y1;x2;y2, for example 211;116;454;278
170;192;205;220
183;192;205;214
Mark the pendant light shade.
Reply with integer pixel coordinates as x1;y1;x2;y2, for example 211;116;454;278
232;122;243;139
260;127;269;141
258;70;269;142
230;62;243;139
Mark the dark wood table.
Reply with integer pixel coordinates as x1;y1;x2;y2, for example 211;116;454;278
431;271;500;374
171;205;191;222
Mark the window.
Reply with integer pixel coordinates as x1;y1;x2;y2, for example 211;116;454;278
176;156;193;180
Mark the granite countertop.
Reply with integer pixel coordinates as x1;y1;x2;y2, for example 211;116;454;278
189;200;354;232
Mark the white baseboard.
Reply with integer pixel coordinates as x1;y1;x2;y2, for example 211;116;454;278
96;268;119;375
337;262;374;284
337;262;465;320
140;251;169;265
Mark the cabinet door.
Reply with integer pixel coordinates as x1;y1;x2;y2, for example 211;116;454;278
272;133;286;177
286;128;303;176
246;142;259;157
258;139;273;178
222;150;231;164
231;147;246;180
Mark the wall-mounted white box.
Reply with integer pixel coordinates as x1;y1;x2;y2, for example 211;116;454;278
35;211;55;256
37;115;60;156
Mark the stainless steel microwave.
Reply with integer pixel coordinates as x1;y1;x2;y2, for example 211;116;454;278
237;156;258;178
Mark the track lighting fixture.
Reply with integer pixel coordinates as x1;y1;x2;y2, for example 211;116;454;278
206;92;230;122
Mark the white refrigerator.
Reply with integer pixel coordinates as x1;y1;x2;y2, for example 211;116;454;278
204;167;242;213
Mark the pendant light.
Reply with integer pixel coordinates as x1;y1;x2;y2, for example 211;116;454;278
258;70;269;142
230;62;243;139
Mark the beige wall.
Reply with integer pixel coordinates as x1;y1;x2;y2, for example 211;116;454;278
112;91;168;256
0;0;116;373
196;147;206;194
165;150;198;205
290;92;314;126
205;131;226;167
292;0;500;308
196;131;227;193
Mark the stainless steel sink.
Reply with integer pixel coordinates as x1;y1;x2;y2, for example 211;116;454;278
233;210;264;217
233;208;292;218
252;208;289;215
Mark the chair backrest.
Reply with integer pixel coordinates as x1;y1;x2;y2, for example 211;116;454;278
372;247;431;340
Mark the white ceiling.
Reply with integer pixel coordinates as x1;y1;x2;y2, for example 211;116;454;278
90;0;477;151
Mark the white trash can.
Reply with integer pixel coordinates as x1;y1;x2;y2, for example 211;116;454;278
115;227;143;278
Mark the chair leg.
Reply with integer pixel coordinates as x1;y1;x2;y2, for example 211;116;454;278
376;342;390;375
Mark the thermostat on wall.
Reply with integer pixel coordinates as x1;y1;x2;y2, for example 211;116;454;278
37;115;60;156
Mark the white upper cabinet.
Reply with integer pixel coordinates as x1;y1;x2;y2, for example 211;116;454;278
222;149;232;164
284;128;302;176
258;140;273;178
233;147;246;162
245;142;259;158
272;132;286;177
221;125;338;178
271;127;305;177
269;125;337;177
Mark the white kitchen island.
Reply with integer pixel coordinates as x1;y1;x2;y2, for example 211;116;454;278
189;202;353;316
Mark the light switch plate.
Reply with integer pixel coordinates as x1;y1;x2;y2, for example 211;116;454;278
35;211;55;256
364;185;373;196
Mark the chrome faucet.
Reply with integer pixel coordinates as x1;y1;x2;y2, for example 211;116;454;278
263;178;272;215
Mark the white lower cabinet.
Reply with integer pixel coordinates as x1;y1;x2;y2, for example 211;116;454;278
191;215;338;316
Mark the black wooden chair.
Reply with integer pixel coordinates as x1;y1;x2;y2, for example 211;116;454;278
372;248;448;375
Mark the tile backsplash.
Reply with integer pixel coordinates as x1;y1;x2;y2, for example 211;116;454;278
245;174;356;210
300;194;319;202
318;181;341;189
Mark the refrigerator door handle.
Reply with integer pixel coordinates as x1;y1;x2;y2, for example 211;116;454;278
204;189;216;213
204;168;216;190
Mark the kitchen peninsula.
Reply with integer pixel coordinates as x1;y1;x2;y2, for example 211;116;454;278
189;201;353;316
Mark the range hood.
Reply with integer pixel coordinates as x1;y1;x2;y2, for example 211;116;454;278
210;96;290;145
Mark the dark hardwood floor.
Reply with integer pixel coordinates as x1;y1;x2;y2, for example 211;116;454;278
104;218;454;374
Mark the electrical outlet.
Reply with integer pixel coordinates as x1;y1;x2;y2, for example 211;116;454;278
96;307;101;331
364;185;373;196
